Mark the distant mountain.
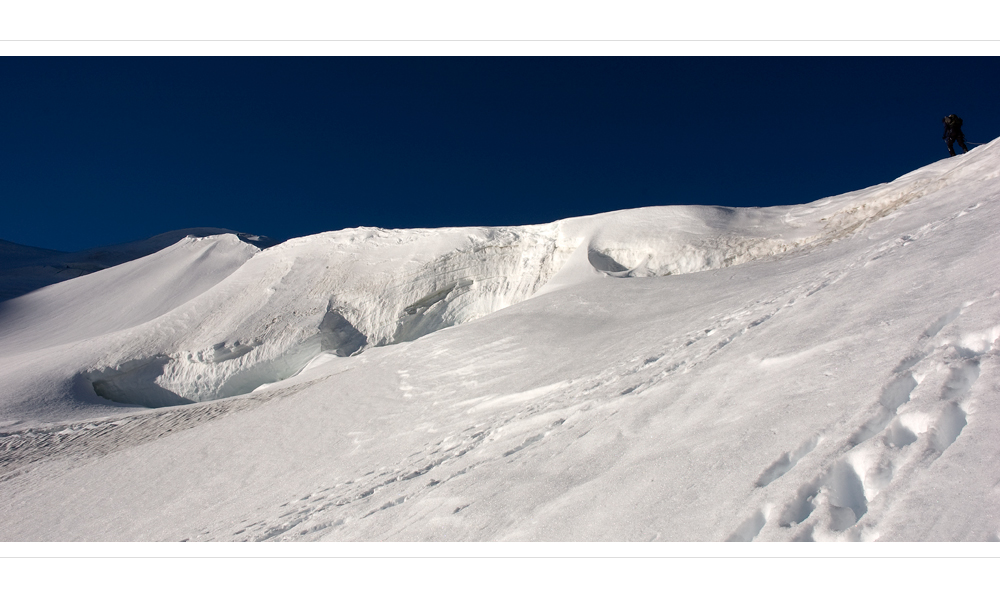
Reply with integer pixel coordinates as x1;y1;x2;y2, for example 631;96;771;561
0;228;277;302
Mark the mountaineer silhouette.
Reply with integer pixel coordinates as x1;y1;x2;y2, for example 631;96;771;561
943;114;970;156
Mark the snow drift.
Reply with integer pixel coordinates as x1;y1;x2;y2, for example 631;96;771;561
1;138;999;541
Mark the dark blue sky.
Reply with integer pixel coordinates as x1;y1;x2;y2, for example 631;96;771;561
2;57;998;252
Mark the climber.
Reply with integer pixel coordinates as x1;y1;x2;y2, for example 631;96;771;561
943;114;969;157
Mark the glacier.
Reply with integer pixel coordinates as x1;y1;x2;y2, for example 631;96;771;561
1;138;999;541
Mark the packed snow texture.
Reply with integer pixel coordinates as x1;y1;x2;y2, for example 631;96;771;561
1;139;999;541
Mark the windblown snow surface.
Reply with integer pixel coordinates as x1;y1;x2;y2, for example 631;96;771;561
2;140;1000;542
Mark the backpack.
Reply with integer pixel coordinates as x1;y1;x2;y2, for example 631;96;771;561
945;114;963;128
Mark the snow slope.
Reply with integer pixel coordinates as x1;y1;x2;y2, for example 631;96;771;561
0;228;275;302
1;139;999;541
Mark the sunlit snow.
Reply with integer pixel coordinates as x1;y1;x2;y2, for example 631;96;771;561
1;139;999;541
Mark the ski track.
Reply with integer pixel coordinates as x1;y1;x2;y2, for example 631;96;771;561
213;404;574;541
0;378;322;486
